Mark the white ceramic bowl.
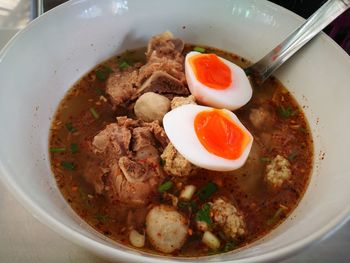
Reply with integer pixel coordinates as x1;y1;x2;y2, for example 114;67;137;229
0;0;350;262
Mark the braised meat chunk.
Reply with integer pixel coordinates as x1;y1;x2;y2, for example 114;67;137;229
136;71;189;98
82;123;131;194
106;32;188;107
146;31;184;59
106;68;139;106
83;117;166;205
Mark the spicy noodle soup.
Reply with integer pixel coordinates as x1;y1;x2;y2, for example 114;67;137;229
49;33;313;257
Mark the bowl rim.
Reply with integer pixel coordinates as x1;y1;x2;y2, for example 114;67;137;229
1;0;350;262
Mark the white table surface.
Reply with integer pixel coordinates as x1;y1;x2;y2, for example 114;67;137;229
0;1;349;262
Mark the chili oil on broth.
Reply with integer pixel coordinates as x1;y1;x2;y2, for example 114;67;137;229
49;44;313;257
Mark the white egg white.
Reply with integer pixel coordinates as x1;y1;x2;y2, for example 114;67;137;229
163;104;253;171
185;51;252;111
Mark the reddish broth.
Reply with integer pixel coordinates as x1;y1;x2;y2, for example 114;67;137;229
49;45;313;257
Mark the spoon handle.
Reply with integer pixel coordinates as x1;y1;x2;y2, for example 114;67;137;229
247;0;350;83
32;0;44;18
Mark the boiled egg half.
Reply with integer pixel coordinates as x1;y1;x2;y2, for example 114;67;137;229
163;104;253;171
185;51;252;110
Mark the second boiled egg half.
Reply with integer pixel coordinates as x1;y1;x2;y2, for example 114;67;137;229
163;104;253;171
185;51;252;110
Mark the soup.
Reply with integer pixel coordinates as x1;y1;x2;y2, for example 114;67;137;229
49;32;313;257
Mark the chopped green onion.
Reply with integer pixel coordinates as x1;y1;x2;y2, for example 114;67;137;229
193;46;206;53
244;67;252;76
77;187;92;208
89;107;99;119
287;152;298;161
196;203;212;225
178;200;197;211
223;241;236;252
50;147;66;153
95;65;113;81
180;185;197;201
94;87;103;95
202;231;220;250
177;201;188;209
196;182;217;201
96;70;107;81
158;181;173;193
267;208;284;226
298;126;307;133
129;229;145;248
278;106;298;118
119;60;130;70
102;65;113;73
95;213;109;222
218;231;228;241
260;157;271;163
78;187;87;200
70;143;78;154
65;123;77;133
61;161;75;171
207;249;219;256
160;158;166;166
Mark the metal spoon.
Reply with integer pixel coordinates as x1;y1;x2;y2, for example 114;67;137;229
246;0;350;85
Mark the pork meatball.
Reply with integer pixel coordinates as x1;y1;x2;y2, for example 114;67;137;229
171;95;196;109
160;143;196;177
210;198;245;239
146;205;188;253
134;92;170;122
266;155;292;187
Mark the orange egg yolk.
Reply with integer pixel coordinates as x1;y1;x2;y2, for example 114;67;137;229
194;109;250;160
189;53;232;90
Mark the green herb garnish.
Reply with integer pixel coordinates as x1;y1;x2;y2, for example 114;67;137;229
178;200;198;211
158;181;173;193
160;158;166;166
95;213;109;222
260;157;271;163
196;203;212;225
95;65;113;81
78;187;87;200
193;46;206;53
119;60;130;70
223;241;236;252
94;87;103;95
89;107;99;119
65;123;77;133
61;161;75;171
196;182;217;201
207;249;219;255
70;143;78;154
50;147;66;153
287;151;298;161
218;231;228;241
103;65;113;73
278;106;298;118
96;70;107;81
267;208;284;226
298;126;307;133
